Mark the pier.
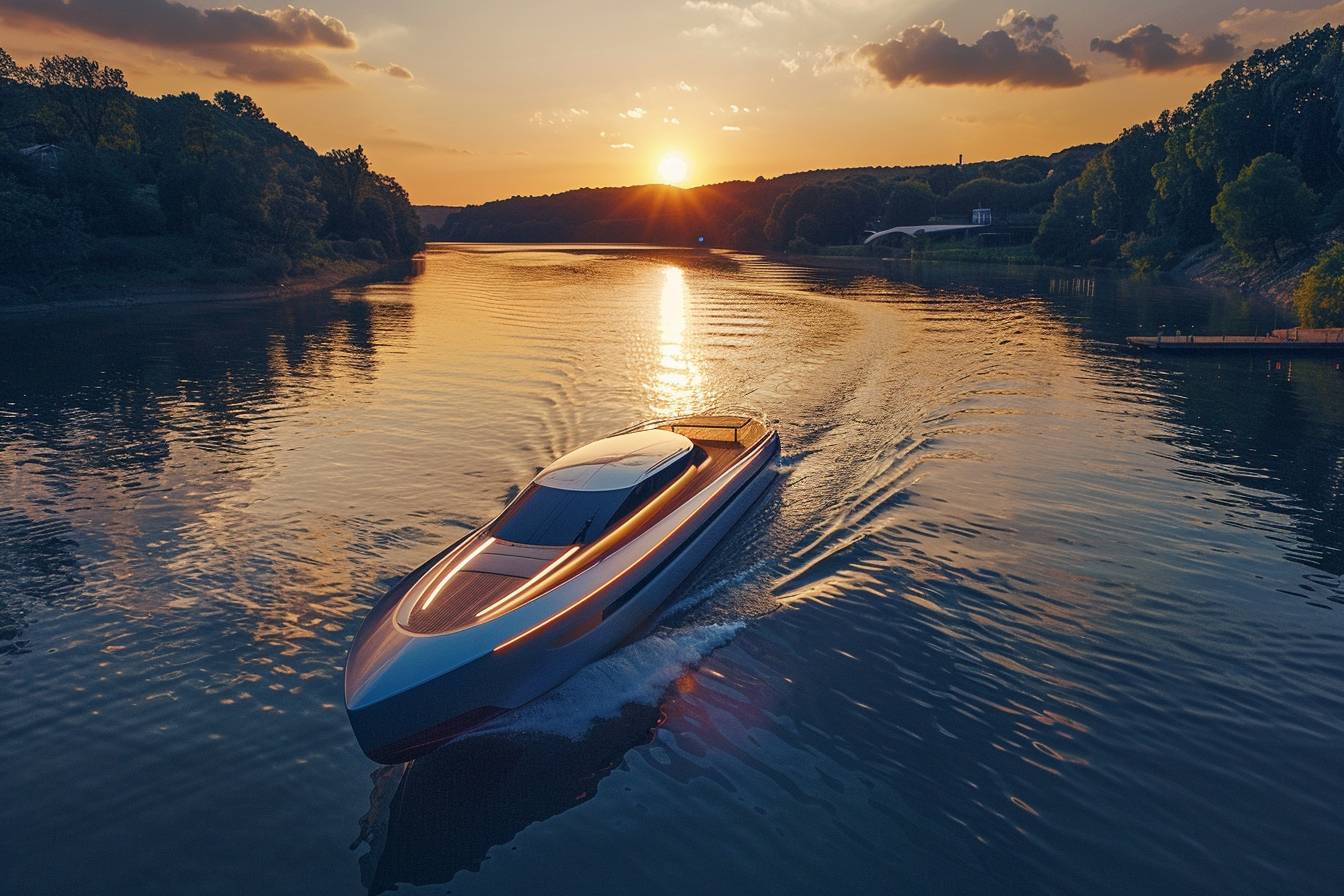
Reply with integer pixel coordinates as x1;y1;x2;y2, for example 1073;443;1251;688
1127;328;1344;352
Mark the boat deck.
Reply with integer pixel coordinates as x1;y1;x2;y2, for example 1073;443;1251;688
400;416;767;635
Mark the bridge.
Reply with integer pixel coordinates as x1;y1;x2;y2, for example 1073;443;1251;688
862;223;986;245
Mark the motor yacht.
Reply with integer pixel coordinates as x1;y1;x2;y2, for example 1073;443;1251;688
344;413;779;763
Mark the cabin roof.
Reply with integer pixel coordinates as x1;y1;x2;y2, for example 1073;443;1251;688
537;429;693;491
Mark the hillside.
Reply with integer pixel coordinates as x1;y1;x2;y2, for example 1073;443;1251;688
432;145;1102;248
0;49;422;302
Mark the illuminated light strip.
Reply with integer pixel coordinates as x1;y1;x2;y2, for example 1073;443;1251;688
474;545;581;621
480;462;698;624
420;536;496;610
493;435;774;652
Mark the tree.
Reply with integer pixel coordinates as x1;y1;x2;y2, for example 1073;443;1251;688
0;47;18;81
1033;179;1095;264
319;145;372;239
213;91;268;122
27;55;133;148
1211;153;1316;263
882;180;936;227
1293;243;1344;327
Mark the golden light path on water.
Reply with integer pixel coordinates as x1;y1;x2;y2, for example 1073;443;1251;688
649;265;704;418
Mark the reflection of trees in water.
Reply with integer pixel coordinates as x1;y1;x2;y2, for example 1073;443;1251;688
0;294;413;647
0;296;413;481
0;508;82;656
354;706;660;894
1156;358;1344;576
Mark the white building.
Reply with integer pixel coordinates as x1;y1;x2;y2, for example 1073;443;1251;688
971;208;992;225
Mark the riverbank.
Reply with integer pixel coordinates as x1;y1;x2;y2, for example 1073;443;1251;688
0;257;422;318
1174;231;1344;305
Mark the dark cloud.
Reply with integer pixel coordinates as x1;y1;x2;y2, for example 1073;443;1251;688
355;60;414;80
857;10;1088;88
0;0;356;84
210;47;340;84
1090;24;1242;72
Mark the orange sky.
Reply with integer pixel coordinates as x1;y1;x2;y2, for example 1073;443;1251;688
1;1;1335;204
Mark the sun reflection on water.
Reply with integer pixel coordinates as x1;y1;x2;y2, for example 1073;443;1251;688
648;265;704;417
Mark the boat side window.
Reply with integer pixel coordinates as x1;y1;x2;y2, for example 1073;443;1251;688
605;453;693;529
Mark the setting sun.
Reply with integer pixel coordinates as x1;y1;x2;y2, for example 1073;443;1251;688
657;153;690;185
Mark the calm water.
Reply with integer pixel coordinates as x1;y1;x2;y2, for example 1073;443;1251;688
3;245;1342;895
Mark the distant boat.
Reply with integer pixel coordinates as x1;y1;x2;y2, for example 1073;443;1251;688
344;413;780;763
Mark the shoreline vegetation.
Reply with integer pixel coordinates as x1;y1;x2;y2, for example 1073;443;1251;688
428;25;1344;328
0;49;423;311
0;256;420;318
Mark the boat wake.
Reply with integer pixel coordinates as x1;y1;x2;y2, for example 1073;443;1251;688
466;621;744;740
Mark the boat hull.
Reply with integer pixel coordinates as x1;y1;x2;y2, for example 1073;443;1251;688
345;429;778;763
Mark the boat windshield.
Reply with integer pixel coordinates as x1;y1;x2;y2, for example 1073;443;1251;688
493;454;693;546
493;485;633;546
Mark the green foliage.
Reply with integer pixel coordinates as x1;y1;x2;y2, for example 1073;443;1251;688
1035;25;1344;269
1293;243;1344;327
0;47;422;289
1211;153;1316;263
882;179;935;226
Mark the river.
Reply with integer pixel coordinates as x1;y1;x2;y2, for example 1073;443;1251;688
2;244;1341;895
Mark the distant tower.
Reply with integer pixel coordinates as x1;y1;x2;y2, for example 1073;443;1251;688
957;153;963;168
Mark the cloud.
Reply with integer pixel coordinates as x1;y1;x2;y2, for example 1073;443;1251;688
676;80;696;91
1219;1;1344;48
857;10;1089;89
620;106;647;118
355;59;413;79
1090;24;1241;71
530;107;589;128
0;0;357;84
609;142;635;149
368;136;469;154
683;1;787;29
682;23;721;38
721;124;741;131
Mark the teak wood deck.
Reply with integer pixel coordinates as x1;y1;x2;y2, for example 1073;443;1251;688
403;417;767;635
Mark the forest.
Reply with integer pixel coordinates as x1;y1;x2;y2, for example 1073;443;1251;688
0;48;422;294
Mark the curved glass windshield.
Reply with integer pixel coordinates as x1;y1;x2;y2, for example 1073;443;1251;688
492;485;632;546
493;453;694;546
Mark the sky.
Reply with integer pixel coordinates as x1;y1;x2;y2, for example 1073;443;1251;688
2;0;1341;204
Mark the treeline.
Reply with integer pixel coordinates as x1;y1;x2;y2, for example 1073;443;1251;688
1034;25;1344;273
437;146;1100;251
0;49;421;288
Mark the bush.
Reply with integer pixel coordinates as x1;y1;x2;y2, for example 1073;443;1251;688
1293;243;1344;327
787;235;819;254
354;237;387;261
1121;232;1180;271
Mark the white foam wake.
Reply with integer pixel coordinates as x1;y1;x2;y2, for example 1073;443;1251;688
467;621;744;740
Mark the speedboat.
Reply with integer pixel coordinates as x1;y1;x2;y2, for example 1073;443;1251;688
344;412;779;763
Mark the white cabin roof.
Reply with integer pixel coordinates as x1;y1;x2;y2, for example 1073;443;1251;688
537;429;693;492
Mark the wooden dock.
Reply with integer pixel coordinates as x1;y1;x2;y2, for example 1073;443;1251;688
1127;328;1344;352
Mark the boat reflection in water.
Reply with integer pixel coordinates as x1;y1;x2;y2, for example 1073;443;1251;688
355;706;662;892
